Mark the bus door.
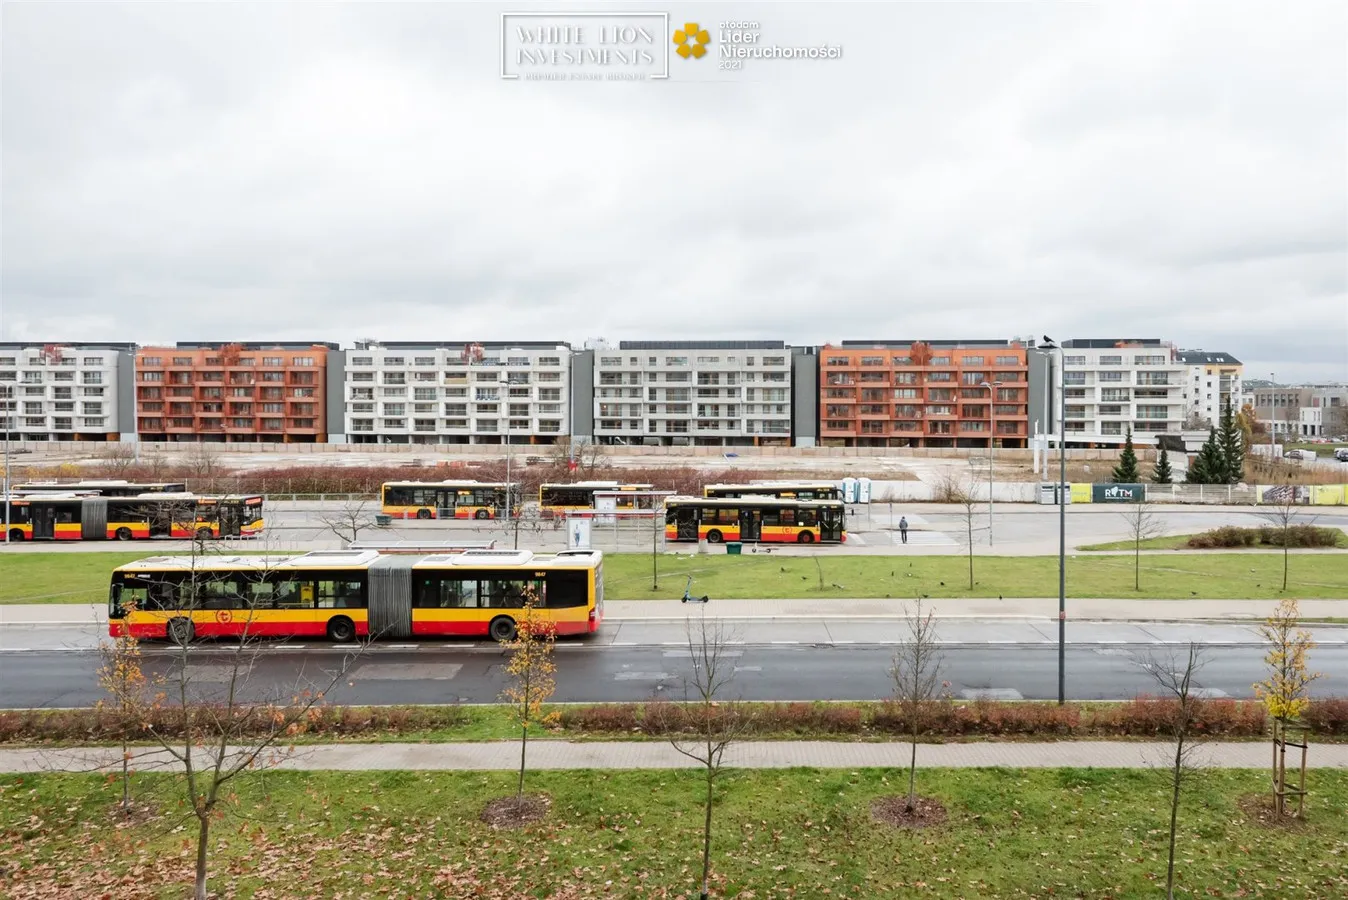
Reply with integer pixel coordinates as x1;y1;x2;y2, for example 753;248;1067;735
673;506;698;541
739;508;762;541
217;501;243;537
31;503;57;540
437;489;458;519
819;507;844;542
149;503;174;537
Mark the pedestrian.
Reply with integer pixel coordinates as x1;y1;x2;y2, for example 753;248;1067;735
898;515;908;544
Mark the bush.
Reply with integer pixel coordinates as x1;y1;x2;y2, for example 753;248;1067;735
1303;698;1348;735
1185;524;1342;549
561;704;639;733
1089;697;1266;736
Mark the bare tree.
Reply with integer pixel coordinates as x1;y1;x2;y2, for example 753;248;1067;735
1182;411;1211;431
546;436;608;477
319;497;377;546
1143;643;1207;900
94;443;138;476
671;616;751;900
1257;483;1315;591
937;471;981;590
184;441;224;491
1253;597;1321;817
117;537;370;900
1120;500;1163;591
888;599;945;812
97;603;148;818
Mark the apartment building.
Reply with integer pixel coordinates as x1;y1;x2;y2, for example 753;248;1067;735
818;341;1029;448
0;342;136;441
1245;384;1348;439
576;341;795;447
1029;339;1186;446
339;342;571;444
1176;350;1243;427
136;342;338;443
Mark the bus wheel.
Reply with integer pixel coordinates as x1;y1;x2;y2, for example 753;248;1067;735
167;618;195;646
706;530;723;544
797;531;816;544
417;509;432;520
489;616;517;643
475;509;490;520
195;527;213;542
326;616;356;643
7;529;23;542
115;527;133;541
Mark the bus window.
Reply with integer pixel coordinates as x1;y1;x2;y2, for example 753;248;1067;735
416;577;481;609
544;571;588;608
316;579;366;609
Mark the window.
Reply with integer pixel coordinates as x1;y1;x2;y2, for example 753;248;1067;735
1134;355;1167;366
763;356;785;366
600;357;622;366
292;357;315;366
995;356;1019;366
383;356;404;366
82;372;103;385
962;355;985;365
350;356;373;366
1099;355;1122;366
414;357;436;366
1063;355;1086;366
141;357;162;367
929;356;951;366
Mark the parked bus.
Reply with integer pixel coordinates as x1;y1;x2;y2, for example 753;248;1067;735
4;492;265;542
538;481;655;516
702;482;842;501
14;480;188;496
380;480;516;520
108;548;604;644
664;496;846;544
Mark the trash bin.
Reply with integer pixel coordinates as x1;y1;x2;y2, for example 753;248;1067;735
726;542;742;555
375;514;392;526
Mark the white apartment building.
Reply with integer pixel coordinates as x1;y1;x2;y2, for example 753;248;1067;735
1056;339;1187;444
588;341;793;446
339;342;571;444
0;343;136;442
1176;350;1243;427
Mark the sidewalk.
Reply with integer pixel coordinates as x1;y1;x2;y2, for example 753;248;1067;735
5;597;1347;628
4;739;1346;773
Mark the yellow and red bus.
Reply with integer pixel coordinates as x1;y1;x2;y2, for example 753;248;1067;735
4;492;264;542
664;496;846;544
380;481;515;520
108;548;605;644
539;481;655;516
14;480;188;496
702;482;842;501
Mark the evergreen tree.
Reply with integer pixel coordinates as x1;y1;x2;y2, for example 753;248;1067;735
1186;428;1221;484
1112;426;1141;482
1153;445;1174;484
1216;396;1245;483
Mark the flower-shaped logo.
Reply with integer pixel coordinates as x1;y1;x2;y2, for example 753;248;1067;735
673;22;710;59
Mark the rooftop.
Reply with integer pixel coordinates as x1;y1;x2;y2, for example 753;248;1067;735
1176;350;1243;365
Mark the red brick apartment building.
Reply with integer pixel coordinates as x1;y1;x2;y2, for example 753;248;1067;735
136;342;337;443
819;341;1029;448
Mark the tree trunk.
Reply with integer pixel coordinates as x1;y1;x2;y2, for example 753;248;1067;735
121;736;131;816
194;813;211;900
907;726;918;811
1165;735;1184;900
701;762;714;900
1282;538;1289;591
966;518;974;589
517;722;528;799
1135;538;1141;592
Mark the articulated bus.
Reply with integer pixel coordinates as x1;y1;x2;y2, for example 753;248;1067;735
380;481;516;520
13;480;188;497
538;481;655;516
702;482;842;501
108;548;604;644
664;496;846;544
4;492;264;542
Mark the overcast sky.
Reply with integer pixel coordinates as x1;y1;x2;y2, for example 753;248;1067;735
2;1;1345;382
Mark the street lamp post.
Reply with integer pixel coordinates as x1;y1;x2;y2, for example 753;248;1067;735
3;413;10;545
979;379;1002;546
1038;338;1068;706
499;374;512;530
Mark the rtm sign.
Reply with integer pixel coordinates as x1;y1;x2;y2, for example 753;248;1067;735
1093;483;1144;503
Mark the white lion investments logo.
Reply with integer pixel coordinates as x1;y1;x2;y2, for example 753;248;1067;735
501;12;669;81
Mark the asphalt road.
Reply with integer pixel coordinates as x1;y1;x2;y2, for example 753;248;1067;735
4;632;1345;709
6;501;1344;556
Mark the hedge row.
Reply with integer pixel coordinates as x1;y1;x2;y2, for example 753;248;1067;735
560;698;1290;738
1186;525;1343;549
4;699;1343;744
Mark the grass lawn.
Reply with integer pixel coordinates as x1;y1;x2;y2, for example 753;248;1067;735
5;550;1348;603
4;768;1345;899
1081;532;1348;551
